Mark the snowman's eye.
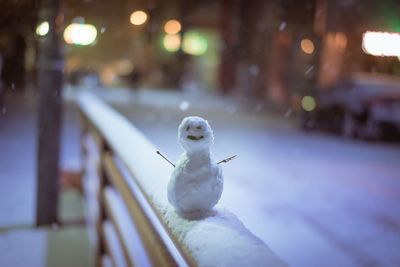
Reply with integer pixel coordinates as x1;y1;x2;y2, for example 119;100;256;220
197;126;202;130
186;126;190;131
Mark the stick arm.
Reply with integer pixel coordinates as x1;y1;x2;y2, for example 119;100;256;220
217;155;237;164
156;151;175;167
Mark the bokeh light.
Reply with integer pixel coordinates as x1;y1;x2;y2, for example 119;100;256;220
301;38;315;54
163;34;181;52
301;95;316;112
362;31;400;56
335;32;347;49
36;21;49;36
130;10;148;26
63;23;97;45
164;20;181;34
182;31;208;56
113;60;134;75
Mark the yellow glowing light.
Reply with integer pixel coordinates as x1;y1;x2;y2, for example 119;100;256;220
164;20;181;34
63;23;97;45
362;31;400;56
36;21;49;36
182;31;208;56
301;95;316;112
130;10;148;26
301;39;315;54
163;34;181;52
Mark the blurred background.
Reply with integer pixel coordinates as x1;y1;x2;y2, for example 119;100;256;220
1;0;400;267
2;0;400;139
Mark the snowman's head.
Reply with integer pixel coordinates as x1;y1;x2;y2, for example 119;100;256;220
178;116;214;152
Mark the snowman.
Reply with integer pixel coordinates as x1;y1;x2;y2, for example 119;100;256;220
157;116;235;215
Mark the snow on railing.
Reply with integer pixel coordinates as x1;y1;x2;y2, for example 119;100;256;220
78;93;286;267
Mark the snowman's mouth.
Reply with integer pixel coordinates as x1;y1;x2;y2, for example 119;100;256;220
187;135;204;141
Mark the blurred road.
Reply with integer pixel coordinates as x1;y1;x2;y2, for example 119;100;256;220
100;88;400;267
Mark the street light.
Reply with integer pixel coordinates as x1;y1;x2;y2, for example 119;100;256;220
301;39;314;54
164;20;181;34
182;31;208;56
36;21;49;36
130;10;148;26
63;23;97;45
301;95;316;112
362;31;400;56
163;34;181;52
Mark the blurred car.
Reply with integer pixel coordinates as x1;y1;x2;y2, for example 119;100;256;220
301;73;400;140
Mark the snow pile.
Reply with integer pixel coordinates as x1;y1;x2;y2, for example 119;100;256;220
164;207;286;267
77;93;286;267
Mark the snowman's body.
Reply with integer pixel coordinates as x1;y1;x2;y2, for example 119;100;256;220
168;116;223;214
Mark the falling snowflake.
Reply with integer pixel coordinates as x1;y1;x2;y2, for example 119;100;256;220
179;101;190;111
249;65;259;76
279;22;287;31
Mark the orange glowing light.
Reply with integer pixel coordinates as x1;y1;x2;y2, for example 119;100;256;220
301;38;315;54
130;10;148;26
164;20;181;34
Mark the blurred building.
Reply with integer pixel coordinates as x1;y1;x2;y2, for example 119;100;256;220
216;0;400;111
1;0;400;110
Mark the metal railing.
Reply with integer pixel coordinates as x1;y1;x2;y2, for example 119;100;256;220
80;113;193;267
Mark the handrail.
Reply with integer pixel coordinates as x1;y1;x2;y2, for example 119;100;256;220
103;186;152;267
102;153;188;266
78;93;287;267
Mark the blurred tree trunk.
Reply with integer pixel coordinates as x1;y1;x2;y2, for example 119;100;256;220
219;0;241;94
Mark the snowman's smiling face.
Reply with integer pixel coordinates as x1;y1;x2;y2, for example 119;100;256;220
178;116;214;152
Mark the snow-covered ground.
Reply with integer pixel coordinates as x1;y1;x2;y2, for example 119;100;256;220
0;92;81;228
0;94;37;227
85;87;400;267
0;91;92;267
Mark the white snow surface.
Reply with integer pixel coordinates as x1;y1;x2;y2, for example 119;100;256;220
77;93;286;267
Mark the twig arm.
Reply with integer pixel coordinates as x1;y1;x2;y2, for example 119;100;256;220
217;155;237;164
156;151;175;167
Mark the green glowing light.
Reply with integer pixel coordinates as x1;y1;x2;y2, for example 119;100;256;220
182;31;208;56
301;96;316;112
163;34;181;52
